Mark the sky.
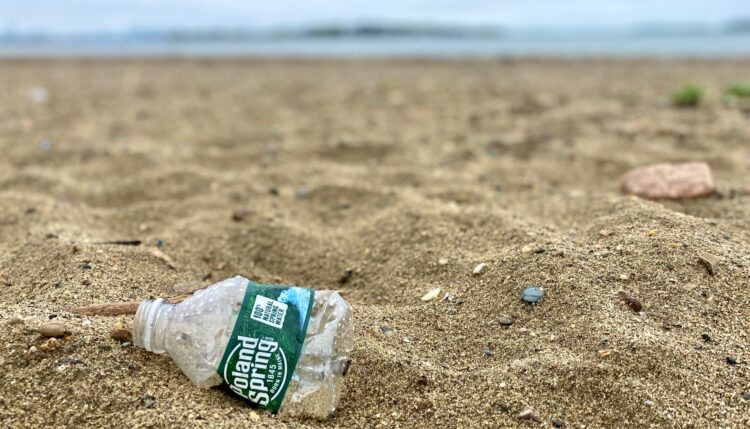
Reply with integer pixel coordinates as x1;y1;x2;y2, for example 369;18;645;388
1;0;749;34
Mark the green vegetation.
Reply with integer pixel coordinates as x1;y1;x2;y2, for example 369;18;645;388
671;85;705;107
724;83;750;98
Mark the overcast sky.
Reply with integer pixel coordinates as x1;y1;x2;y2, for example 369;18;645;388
2;0;748;33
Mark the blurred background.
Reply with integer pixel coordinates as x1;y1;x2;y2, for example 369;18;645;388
1;0;749;57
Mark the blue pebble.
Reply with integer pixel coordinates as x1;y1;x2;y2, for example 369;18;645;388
39;139;52;152
156;239;164;248
521;286;544;303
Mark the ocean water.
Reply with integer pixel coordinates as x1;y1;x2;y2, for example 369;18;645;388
0;33;749;58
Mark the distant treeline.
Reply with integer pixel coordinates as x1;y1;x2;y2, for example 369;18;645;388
1;19;749;43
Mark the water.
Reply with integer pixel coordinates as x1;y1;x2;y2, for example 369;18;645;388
1;33;749;58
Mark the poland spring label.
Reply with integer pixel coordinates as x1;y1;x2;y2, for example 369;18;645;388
217;280;314;413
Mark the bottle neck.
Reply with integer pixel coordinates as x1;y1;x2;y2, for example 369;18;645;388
133;298;173;353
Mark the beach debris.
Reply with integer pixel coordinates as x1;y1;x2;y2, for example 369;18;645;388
599;229;614;237
68;294;190;316
697;252;718;276
295;186;310;200
499;315;515;326
39;322;68;338
40;337;63;352
150;247;177;270
232;209;250;221
598;349;613;358
644;400;654;407
25;346;45;361
442;292;453;301
522;244;545;254
111;322;132;342
7;316;23;325
553;419;565;428
95;240;142;246
438;257;449;266
517;407;542;423
379;326;392;335
142;395;156;409
29;86;49;104
421;288;442;302
38;139;52;152
472;262;488;276
617;292;643;313
156;239;164;248
521;287;544;303
482;349;493;357
620;162;715;199
743;392;750;401
726;356;737;365
701;333;712;342
339;268;354;284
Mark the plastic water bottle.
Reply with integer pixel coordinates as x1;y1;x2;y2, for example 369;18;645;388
132;276;354;418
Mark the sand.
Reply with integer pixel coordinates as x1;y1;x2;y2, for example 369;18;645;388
1;58;749;428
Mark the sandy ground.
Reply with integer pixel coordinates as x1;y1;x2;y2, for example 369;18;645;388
0;59;749;428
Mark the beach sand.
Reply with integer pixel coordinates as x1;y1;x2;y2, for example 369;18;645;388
1;59;749;428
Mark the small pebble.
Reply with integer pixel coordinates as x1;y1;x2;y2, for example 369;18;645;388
379;326;392;334
421;288;441;302
701;333;712;342
338;268;354;284
39;139;52;152
438;258;449;266
499;315;515;326
231;209;250;221
517;407;541;422
620;162;715;199
521;286;544;303
142;395;156;409
295;186;310;200
697;252;718;276
111;327;132;342
726;356;737;365
599;229;613;237
40;338;62;352
742;392;750;401
644;400;654;407
554;419;565;428
598;349;613;358
472;263;488;276
617;292;643;312
39;322;67;338
482;349;493;357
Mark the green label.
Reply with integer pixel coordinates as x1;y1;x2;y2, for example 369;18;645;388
217;280;314;413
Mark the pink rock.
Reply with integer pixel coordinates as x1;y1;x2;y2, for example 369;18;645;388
620;162;715;199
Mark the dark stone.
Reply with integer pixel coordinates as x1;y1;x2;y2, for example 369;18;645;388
701;333;712;342
339;268;354;284
727;356;738;365
554;419;565;428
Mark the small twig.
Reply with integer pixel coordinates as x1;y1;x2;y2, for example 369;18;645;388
68;294;191;316
94;240;142;246
150;248;177;270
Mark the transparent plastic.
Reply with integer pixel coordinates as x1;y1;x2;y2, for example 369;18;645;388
132;276;354;418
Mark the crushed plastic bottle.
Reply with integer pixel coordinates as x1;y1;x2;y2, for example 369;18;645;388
132;275;353;418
